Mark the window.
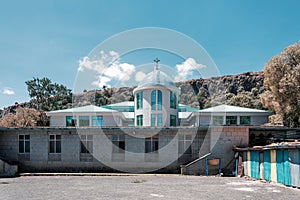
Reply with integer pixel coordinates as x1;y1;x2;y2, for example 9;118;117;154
79;116;89;126
145;136;159;153
212;116;223;125
240;116;251;125
151;90;162;110
92;116;103;126
170;91;177;109
80;135;93;154
66;116;76;126
178;134;192;154
49;135;61;153
170;115;177;126
136;92;143;109
112;134;125;153
137;115;143;126
226;116;237;125
19;134;30;153
151;114;163;126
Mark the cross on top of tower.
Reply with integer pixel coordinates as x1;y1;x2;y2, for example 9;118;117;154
154;58;160;70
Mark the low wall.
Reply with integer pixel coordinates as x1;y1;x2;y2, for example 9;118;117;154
0;126;249;174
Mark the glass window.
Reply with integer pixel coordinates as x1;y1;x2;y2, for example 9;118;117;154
151;114;163;126
170;91;177;109
92;116;103;126
145;135;159;153
19;134;30;153
66;116;76;126
136;92;143;109
157;114;162;126
170;115;177;126
157;90;162;110
112;134;125;153
178;134;192;154
212;116;223;125
49;135;61;153
151;90;162;110
240;116;251;125
151;90;156;110
79;116;90;126
226;116;237;125
137;115;143;126
80;135;93;154
151;114;156;126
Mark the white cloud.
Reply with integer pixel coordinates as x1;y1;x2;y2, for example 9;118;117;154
92;76;112;88
78;51;135;87
135;71;146;82
175;58;205;82
2;88;15;95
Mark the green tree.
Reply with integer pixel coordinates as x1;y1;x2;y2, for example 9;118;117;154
25;77;72;111
261;41;300;127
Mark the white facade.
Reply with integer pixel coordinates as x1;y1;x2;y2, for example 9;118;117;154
46;66;271;127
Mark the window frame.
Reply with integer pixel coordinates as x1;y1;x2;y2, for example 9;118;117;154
92;116;103;127
151;90;162;110
178;134;192;154
145;135;159;153
240;116;251;125
136;115;143;126
136;91;143;109
49;134;61;154
79;116;90;127
212;116;224;125
66;116;77;127
226;116;238;125
112;134;125;153
170;115;177;126
170;91;177;109
19;134;30;154
80;135;93;154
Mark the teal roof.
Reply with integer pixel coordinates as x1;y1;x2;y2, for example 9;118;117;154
178;104;199;112
101;101;134;112
47;105;116;114
198;105;270;113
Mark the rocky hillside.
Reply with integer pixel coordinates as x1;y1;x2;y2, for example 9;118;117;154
73;71;265;109
1;71;265;117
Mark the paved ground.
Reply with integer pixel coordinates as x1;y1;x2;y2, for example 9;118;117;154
0;175;299;200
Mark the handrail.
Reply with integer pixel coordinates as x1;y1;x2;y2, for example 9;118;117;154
180;152;212;168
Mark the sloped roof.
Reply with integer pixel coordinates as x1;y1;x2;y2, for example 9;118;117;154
122;112;134;119
198;104;270;113
102;101;134;107
47;105;117;115
178;112;193;119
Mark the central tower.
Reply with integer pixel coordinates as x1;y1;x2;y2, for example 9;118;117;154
133;58;180;126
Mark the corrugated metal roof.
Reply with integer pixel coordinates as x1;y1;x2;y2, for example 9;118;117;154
198;104;270;113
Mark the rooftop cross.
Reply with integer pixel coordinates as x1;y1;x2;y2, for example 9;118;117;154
154;58;160;70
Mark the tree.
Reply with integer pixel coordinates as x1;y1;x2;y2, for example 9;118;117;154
25;77;72;111
0;107;46;128
261;41;300;127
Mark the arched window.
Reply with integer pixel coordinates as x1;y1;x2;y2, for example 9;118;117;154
151;90;162;110
170;91;177;109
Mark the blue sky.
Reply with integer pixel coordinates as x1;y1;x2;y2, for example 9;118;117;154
1;0;300;109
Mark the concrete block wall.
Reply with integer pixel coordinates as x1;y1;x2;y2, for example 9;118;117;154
0;127;248;174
